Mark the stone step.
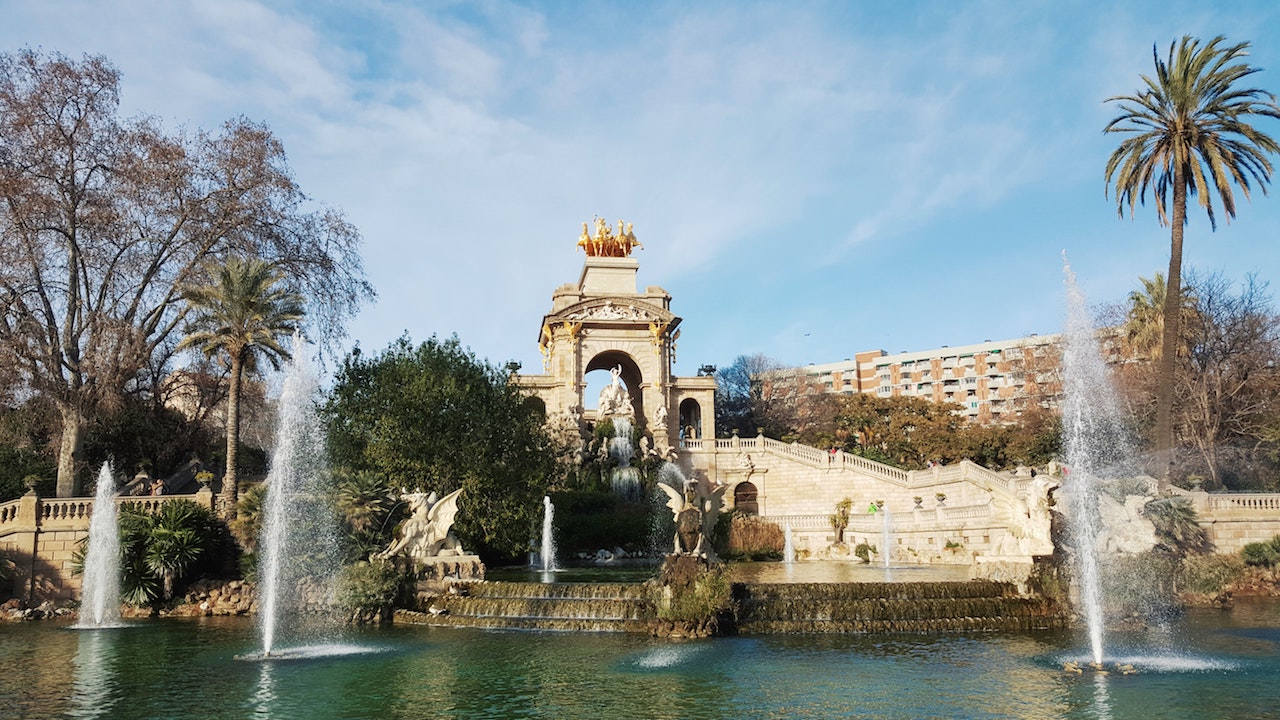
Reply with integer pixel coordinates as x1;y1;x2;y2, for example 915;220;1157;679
738;596;1058;622
436;596;653;621
395;609;647;633
738;580;1017;602
458;581;650;601
738;614;1067;634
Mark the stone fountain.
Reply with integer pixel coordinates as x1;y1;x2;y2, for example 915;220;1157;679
375;487;484;596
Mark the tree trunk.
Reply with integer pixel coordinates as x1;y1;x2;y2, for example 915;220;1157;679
56;405;86;497
1155;169;1187;482
223;353;244;519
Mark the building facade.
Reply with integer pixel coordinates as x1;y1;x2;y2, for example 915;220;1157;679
791;335;1065;423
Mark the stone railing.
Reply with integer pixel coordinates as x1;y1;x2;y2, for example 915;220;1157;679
691;433;1024;505
765;503;994;536
0;491;213;539
762;514;832;530
0;499;18;526
1204;493;1280;511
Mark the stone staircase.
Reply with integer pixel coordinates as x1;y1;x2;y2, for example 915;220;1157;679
395;581;656;632
734;580;1067;634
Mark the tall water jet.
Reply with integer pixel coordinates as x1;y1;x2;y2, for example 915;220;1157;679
1061;259;1135;664
76;463;121;628
539;495;558;572
257;338;337;657
880;508;894;569
783;523;795;564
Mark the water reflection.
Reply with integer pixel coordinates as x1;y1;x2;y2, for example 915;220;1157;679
1;606;1278;720
1090;672;1113;720
68;630;117;720
250;660;276;718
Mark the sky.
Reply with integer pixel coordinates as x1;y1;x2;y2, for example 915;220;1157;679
4;0;1280;381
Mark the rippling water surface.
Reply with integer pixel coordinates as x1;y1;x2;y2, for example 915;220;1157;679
2;598;1277;719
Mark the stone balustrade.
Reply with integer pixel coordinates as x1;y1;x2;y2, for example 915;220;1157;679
685;431;1280;563
0;489;217;602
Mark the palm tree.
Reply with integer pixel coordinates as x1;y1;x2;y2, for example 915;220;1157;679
1104;35;1280;474
1123;273;1197;360
179;258;304;518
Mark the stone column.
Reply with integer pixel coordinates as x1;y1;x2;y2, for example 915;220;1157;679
10;491;41;603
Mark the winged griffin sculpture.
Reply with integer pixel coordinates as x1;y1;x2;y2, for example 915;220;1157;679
376;488;466;561
657;477;727;559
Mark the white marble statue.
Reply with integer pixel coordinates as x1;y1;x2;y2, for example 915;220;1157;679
993;477;1058;557
377;488;466;561
597;365;633;418
1095;493;1158;554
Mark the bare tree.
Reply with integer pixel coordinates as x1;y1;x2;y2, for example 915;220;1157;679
1176;272;1280;488
0;50;373;495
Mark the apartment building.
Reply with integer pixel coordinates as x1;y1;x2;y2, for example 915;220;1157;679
793;335;1065;424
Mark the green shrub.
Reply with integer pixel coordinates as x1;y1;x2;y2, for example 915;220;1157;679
656;565;734;623
1180;554;1245;594
549;490;651;555
1099;552;1181;621
115;500;222;605
854;543;877;563
1241;539;1280;567
335;560;404;622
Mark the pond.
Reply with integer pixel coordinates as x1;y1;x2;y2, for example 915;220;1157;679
2;598;1277;719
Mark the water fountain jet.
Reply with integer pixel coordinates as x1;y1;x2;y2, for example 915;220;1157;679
75;463;122;629
538;495;558;573
255;337;339;659
1061;258;1137;665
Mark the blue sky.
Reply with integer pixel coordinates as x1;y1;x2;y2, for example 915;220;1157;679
5;1;1280;378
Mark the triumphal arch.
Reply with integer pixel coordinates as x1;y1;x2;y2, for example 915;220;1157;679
514;219;716;455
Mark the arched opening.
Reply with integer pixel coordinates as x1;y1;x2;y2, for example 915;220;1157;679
678;398;702;440
522;395;547;422
583;351;644;421
734;481;759;515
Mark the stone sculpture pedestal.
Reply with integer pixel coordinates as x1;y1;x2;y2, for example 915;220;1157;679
401;554;485;595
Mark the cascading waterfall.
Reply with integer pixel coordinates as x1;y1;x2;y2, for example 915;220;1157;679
880;508;894;569
1061;258;1135;665
76;463;122;628
609;417;641;500
257;337;337;657
539;496;558;572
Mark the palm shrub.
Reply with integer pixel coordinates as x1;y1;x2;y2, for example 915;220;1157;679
333;469;397;561
1144;496;1212;556
1241;535;1280;567
119;500;221;604
229;484;266;552
829;498;853;544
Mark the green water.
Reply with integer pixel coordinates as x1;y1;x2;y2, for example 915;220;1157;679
2;599;1278;719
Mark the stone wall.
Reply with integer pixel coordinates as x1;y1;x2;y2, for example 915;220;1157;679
0;490;217;602
679;435;1030;564
679;434;1280;564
